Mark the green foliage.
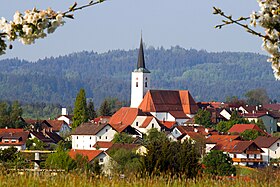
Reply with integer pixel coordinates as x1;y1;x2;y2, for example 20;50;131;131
87;99;97;120
202;150;236;176
73;88;88;128
26;138;47;150
113;133;134;144
92;159;102;175
0;147;18;162
108;148;141;174
21;102;63;119
0;50;278;109
216;111;250;133
0;101;24;128
45;149;75;171
240;129;261;140
98;98;112;116
142;129;200;178
194;109;213;128
245;88;270;105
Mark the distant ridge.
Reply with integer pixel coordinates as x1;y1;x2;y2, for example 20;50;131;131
0;46;278;106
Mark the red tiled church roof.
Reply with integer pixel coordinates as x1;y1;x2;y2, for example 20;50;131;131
138;90;198;114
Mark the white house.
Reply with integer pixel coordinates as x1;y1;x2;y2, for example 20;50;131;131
254;136;280;164
71;123;117;150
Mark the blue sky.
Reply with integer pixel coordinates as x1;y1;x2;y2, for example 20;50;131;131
0;0;262;61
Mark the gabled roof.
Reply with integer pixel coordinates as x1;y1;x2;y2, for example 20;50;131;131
228;124;265;134
138;90;198;114
30;130;63;144
46;120;67;132
160;121;177;129
72;123;112;135
109;107;147;132
92;141;114;149
169;111;189;119
181;132;205;142
254;136;280;148
69;149;104;162
205;135;241;144
0;129;30;146
242;112;270;118
263;104;280;111
213;140;263;154
140;116;154;128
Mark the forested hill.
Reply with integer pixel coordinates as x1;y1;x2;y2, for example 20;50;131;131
0;46;279;107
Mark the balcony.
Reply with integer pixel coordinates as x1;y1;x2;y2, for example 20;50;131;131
232;158;263;163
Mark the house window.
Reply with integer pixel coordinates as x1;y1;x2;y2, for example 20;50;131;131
4;140;9;143
136;122;138;126
136;82;138;87
254;154;257;159
90;137;91;140
106;129;108;132
175;130;178;134
145;82;147;87
152;123;154;128
76;144;78;148
275;151;277;154
100;158;104;163
77;136;78;139
90;144;91;148
277;143;279;147
11;140;16;143
99;136;101;139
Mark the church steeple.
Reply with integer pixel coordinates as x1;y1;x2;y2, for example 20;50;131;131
130;36;151;108
137;37;145;69
135;37;150;73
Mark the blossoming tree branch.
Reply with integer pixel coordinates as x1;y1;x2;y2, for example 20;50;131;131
214;0;280;80
0;0;105;55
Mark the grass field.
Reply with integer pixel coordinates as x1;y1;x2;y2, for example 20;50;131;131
0;168;279;187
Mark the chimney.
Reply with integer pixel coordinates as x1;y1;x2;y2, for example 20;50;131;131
62;108;67;115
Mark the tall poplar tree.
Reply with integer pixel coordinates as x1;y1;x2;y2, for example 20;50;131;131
72;88;88;128
87;99;97;120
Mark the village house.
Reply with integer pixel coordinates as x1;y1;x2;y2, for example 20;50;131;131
0;128;30;150
205;135;242;153
71;123;117;150
254;136;280;164
213;140;265;166
56;108;73;126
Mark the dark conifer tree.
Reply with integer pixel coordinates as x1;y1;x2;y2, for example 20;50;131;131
72;88;88;128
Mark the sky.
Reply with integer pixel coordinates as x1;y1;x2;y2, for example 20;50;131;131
0;0;263;61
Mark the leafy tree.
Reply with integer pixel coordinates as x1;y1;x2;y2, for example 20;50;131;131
26;138;47;150
98;99;112;116
45;146;76;171
113;133;134;144
87;99;97;120
252;119;266;131
0;147;18;162
225;96;246;106
240;129;261;141
73;88;88;128
202;150;236;176
194;109;213;128
108;148;141;174
92;159;102;175
142;129;200;178
245;88;270;106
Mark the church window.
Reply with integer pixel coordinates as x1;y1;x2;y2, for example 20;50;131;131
145;82;147;87
136;82;138;87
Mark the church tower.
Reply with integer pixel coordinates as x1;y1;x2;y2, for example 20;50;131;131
130;37;150;108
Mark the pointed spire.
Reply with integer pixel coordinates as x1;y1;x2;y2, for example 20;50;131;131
137;36;146;69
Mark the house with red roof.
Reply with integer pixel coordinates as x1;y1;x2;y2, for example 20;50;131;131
228;124;267;135
0;128;30;150
71;123;117;150
46;120;71;136
205;135;241;153
254;136;280;164
212;140;264;166
109;107;162;135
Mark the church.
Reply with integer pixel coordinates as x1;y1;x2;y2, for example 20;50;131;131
109;37;199;133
